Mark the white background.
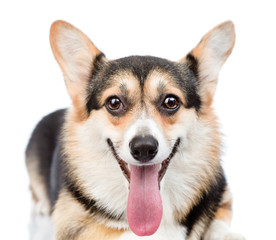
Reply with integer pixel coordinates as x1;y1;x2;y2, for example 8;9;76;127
1;1;275;239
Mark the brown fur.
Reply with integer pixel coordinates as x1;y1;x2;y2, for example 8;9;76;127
53;191;124;240
214;189;233;226
26;20;242;240
50;20;102;121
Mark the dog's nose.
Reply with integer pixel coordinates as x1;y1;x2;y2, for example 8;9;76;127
129;135;159;162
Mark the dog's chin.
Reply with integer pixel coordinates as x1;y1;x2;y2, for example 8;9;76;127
106;138;180;184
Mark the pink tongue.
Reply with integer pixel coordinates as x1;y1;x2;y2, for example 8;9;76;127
127;164;163;236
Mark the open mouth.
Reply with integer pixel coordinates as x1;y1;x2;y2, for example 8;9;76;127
107;138;180;237
107;138;180;184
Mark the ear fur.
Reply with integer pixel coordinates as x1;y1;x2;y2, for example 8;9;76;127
182;21;235;107
50;20;104;114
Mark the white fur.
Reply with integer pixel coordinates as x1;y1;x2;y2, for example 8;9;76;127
29;207;54;240
119;221;186;240
197;21;235;88
63;104;220;239
119;114;170;166
62;80;222;239
203;220;246;240
65;111;130;226
46;20;242;240
55;26;95;83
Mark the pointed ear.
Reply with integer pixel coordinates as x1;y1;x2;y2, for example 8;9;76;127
181;21;235;107
50;20;105;115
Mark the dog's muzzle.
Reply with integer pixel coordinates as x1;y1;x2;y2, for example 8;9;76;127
107;137;180;184
107;137;180;236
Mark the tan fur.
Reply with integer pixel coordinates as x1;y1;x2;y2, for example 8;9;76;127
70;97;88;122
99;71;141;127
53;191;124;240
145;70;187;105
191;21;235;70
27;20;242;240
144;70;187;126
198;106;222;158
61;72;226;239
50;20;101;81
214;206;232;227
173;106;223;226
214;188;233;226
50;20;102;120
61;68;224;239
142;68;223;231
180;21;235;110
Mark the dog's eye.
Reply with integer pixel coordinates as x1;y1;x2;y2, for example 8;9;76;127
163;96;179;109
159;95;181;116
106;97;122;111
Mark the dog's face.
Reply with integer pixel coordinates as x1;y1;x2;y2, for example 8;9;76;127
50;20;235;236
91;55;199;169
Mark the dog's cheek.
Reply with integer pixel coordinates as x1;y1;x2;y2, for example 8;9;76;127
155;108;197;149
86;110;132;146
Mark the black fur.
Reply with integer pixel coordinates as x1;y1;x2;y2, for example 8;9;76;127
26;109;125;220
86;53;107;112
64;172;124;221
49;139;63;206
90;53;106;79
104;56;177;87
85;55;202;114
25;109;66;207
60;224;86;240
186;53;199;78
180;168;227;236
184;53;201;111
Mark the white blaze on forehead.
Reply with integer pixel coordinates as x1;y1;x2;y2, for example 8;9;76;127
147;71;165;88
119;112;170;165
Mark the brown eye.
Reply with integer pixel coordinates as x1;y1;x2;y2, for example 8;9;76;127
107;97;122;110
163;96;179;109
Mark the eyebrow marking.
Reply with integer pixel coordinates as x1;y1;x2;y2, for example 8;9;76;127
157;80;166;97
86;55;202;114
119;82;128;97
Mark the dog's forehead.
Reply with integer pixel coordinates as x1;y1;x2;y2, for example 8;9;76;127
93;56;182;103
105;56;178;87
100;56;190;104
86;55;201;112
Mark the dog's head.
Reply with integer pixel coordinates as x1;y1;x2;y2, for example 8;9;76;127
50;20;235;236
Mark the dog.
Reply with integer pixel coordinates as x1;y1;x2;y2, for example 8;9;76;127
26;20;245;240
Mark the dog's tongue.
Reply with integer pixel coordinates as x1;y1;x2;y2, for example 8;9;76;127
127;164;162;236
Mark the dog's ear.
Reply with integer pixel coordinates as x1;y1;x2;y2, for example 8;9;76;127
50;20;105;114
181;21;235;108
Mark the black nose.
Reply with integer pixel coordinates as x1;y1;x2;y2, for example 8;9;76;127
129;135;159;162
